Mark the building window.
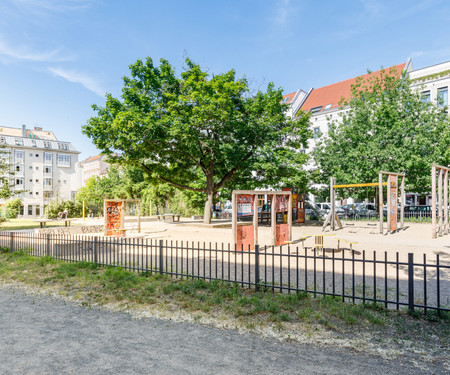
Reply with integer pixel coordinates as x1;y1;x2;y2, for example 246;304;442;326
58;143;69;150
421;91;431;103
44;192;53;199
31;140;37;147
14;150;24;162
44;166;52;174
310;106;323;113
35;179;39;183
313;127;321;139
0;136;5;144
19;205;24;216
57;154;71;167
324;104;332;110
14;138;23;146
35;167;39;170
44;141;52;149
15;178;24;186
437;87;448;107
29;166;33;170
44;178;52;188
35;192;39;195
36;206;40;216
44;153;53;164
28;206;32;215
15;164;24;176
35;154;39;157
29;153;33;157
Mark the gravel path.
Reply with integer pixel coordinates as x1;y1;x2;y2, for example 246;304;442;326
0;286;443;375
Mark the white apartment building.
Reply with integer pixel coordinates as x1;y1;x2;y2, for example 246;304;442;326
285;59;450;204
0;125;81;218
282;89;310;118
80;154;110;186
409;61;449;111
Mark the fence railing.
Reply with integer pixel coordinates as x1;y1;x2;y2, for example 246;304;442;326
1;232;448;314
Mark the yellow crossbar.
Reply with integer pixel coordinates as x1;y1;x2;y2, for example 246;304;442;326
333;182;387;188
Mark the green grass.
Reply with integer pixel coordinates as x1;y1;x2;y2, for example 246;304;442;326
0;249;448;351
0;219;81;231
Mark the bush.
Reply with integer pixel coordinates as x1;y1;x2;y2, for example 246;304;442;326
45;200;84;219
5;198;22;218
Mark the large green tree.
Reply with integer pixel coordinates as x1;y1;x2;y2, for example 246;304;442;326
313;68;450;196
83;58;311;223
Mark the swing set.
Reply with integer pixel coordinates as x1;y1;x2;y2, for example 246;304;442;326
323;171;405;234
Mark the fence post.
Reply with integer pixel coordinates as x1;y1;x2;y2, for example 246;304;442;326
159;239;163;274
93;237;98;265
10;232;14;253
408;253;414;311
254;244;260;291
46;234;50;257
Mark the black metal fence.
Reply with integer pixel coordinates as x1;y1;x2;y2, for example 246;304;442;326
1;232;448;314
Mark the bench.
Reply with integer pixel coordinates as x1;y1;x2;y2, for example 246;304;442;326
336;238;358;251
34;219;74;228
157;214;181;222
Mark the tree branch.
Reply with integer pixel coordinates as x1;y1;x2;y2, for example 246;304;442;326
215;149;254;190
141;163;204;192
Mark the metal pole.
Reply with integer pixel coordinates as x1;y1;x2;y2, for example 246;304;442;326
432;165;437;238
254;244;260;291
159;239;164;274
46;234;51;257
408;253;414;311
287;193;292;241
271;194;277;246
232;193;237;245
93;236;98;265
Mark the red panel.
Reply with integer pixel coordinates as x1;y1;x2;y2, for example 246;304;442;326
275;224;289;246
237;225;254;251
106;201;123;236
389;175;398;232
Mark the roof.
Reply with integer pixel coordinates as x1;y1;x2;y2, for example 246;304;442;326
301;63;406;113
282;91;297;104
83;155;102;163
0;126;57;141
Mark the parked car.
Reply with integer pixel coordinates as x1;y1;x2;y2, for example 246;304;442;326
404;205;433;218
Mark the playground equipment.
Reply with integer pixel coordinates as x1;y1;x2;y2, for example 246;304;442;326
232;190;292;250
431;164;450;238
104;199;141;237
323;171;405;234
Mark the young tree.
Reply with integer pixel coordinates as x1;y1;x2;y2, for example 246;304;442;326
313;68;450;195
83;58;311;223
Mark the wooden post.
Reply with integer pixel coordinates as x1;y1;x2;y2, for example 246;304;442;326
401;175;405;230
330;177;335;231
232;193;237;244
288;192;292;241
253;194;258;246
445;170;449;234
271;194;276;246
387;175;391;234
379;172;383;234
438;168;443;236
103;199;107;236
432;165;437;239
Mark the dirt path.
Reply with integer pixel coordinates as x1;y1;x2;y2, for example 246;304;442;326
0;285;445;375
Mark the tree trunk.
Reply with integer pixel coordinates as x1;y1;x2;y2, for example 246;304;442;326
203;189;214;224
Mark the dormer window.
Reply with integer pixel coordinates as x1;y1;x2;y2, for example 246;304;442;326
324;104;332;110
14;138;23;146
310;106;322;113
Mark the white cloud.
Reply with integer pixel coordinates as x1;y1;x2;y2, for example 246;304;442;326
273;0;291;27
5;0;93;14
49;67;104;97
0;35;71;62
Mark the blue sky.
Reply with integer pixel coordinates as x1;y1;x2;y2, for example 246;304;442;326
1;0;449;160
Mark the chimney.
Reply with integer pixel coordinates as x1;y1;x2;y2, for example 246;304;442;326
22;124;26;138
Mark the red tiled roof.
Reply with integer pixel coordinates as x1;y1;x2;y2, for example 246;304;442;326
83;155;101;163
301;63;406;113
282;91;297;104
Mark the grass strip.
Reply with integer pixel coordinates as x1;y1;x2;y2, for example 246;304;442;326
0;248;448;354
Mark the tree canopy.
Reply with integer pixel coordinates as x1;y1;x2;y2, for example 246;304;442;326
312;68;450;197
83;57;311;222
